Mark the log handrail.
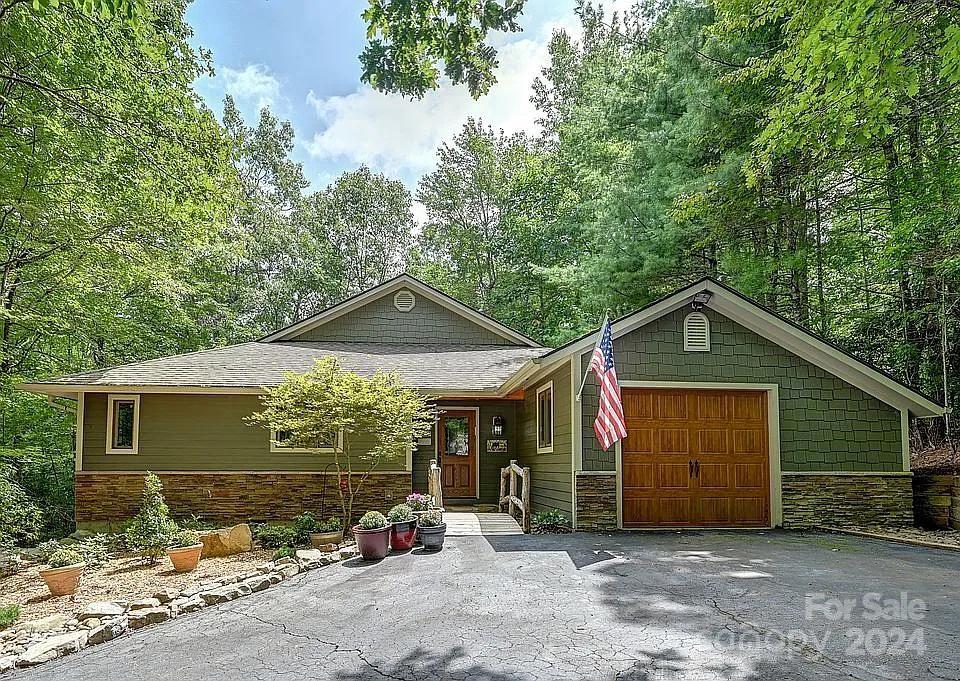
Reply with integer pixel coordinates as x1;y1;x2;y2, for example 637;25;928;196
428;458;443;510
499;459;531;532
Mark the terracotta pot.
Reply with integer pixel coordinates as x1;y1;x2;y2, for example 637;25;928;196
418;523;447;552
166;544;203;573
352;524;391;560
39;562;85;596
310;530;344;548
389;520;417;551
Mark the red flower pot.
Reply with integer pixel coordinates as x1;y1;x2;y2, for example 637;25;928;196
390;520;417;551
353;524;391;560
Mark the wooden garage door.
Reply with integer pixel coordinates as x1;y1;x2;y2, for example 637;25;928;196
621;388;770;527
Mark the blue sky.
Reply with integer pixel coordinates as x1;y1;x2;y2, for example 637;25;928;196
186;0;618;211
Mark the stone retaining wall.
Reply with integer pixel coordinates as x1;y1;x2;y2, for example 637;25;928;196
75;472;412;526
913;474;960;529
575;474;618;531
781;474;913;528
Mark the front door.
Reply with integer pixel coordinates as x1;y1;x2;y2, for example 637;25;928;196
439;409;477;498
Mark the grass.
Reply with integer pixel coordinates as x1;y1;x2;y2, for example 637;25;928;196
0;604;20;630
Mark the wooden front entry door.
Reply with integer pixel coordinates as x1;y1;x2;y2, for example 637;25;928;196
621;388;770;527
439;410;477;498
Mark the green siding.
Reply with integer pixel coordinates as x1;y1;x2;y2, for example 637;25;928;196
291;292;516;345
517;362;573;515
411;400;518;505
579;307;903;473
81;393;405;472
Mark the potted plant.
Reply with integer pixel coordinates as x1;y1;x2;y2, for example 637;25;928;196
387;504;417;551
417;509;447;552
39;549;85;596
310;517;344;548
353;511;391;560
406;492;432;519
166;529;203;573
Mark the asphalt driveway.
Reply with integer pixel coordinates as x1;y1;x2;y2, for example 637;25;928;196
14;531;960;680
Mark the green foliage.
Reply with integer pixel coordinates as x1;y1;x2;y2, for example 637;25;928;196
532;510;571;534
405;492;432;511
0;461;43;546
169;529;201;549
357;511;388;530
0;604;20;630
360;0;528;98
387;504;413;523
47;548;83;568
272;546;296;560
254;524;297;549
314;516;342;533
292;513;317;543
124;473;177;564
417;510;444;528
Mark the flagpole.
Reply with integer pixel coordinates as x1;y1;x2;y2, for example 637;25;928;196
575;311;608;402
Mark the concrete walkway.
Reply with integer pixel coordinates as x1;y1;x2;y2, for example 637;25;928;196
443;512;524;536
15;530;960;680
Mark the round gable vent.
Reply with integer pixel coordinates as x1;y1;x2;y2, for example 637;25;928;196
393;289;416;312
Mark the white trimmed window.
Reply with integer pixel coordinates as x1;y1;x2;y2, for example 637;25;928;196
106;394;140;455
270;429;341;453
536;381;554;454
684;312;711;352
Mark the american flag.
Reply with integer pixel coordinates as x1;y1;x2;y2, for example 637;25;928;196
589;317;627;451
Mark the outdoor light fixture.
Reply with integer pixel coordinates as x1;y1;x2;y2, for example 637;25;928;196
492;415;505;437
691;290;713;311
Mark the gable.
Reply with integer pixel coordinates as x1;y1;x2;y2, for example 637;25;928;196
261;275;540;347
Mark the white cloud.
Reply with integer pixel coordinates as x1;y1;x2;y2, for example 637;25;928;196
302;20;571;183
218;64;288;118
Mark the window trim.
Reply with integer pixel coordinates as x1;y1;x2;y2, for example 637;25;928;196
269;429;342;454
683;311;711;352
105;394;140;455
536;381;555;454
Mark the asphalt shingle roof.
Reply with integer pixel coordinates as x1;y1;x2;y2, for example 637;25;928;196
29;342;548;392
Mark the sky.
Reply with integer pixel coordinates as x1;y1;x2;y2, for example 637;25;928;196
185;0;604;214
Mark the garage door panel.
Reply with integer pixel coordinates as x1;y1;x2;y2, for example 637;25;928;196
734;463;766;489
624;428;653;454
733;429;764;455
658;462;692;489
657;393;688;420
733;497;768;525
623;391;654;419
622;461;654;489
696;462;729;488
657;497;692;524
697;429;729;455
698;497;732;524
658;428;689;454
696;393;728;420
732;393;764;420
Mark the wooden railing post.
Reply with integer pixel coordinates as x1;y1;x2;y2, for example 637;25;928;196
499;466;508;512
428;458;443;510
521;466;531;532
508;459;518;515
499;460;532;532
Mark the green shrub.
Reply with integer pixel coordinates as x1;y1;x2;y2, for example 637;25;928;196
47;548;83;568
387;504;413;523
177;514;215;531
357;511;387;530
0;604;20;630
532;509;571;534
315;516;342;533
169;529;201;549
272;546;296;560
124;473;177;563
254;524;296;549
417;510;443;528
292;513;317;543
0;463;43;545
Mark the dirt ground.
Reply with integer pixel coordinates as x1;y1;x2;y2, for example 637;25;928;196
847;524;960;548
2;549;274;624
912;445;960;474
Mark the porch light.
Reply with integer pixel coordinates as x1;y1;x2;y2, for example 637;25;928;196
691;290;712;311
492;415;505;437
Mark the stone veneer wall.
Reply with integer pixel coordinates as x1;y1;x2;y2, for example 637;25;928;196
76;472;412;526
781;475;913;528
575;474;618;531
913;475;960;529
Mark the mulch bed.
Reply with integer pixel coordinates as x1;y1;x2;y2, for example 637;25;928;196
822;524;960;551
912;446;960;475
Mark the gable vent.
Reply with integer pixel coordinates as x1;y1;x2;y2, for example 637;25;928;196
683;312;710;352
393;289;416;312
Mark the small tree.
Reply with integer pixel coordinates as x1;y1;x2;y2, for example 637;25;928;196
125;472;177;564
250;358;434;528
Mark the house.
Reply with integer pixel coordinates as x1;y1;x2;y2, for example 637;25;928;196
22;275;943;531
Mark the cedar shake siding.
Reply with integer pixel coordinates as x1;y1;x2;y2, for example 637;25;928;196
579;307;903;473
518;362;573;515
81;393;406;472
289;293;514;345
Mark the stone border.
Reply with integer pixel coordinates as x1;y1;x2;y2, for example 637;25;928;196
817;526;960;553
0;546;358;674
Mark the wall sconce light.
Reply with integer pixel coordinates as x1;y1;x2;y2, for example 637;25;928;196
492;415;505;437
691;290;712;311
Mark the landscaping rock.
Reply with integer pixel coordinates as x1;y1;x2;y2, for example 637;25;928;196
78;602;126;621
18;614;71;633
295;549;326;569
257;563;274;574
68;529;95;541
0;655;15;673
17;631;88;667
82;618;101;630
267;573;282;585
153;588;180;604
243;575;272;593
199;524;252;558
339;546;359;559
276;563;300;579
169;596;204;616
199;584;246;605
128;598;162;611
86;618;127;645
127;607;170;630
